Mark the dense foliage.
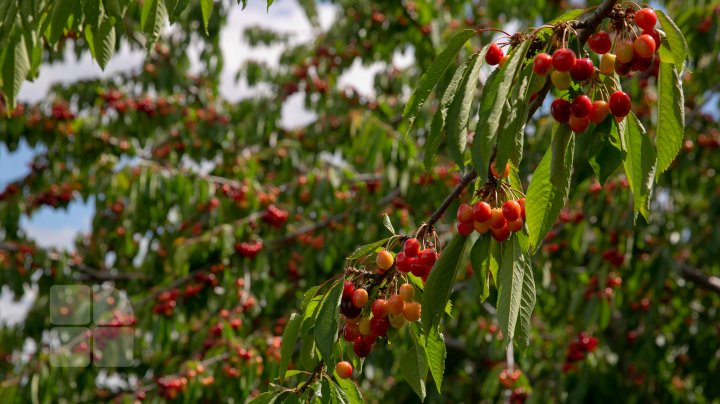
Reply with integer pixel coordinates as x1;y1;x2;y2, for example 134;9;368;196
0;0;718;402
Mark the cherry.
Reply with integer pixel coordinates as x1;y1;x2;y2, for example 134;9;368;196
389;312;406;329
635;8;658;31
403;238;421;257
552;48;576;71
457;221;474;237
590;100;610;124
343;323;360;342
550;70;571;90
642;29;660;50
616;41;635;64
490;161;510;179
457;203;474;223
491;223;511;242
335;361;353;379
387;294;405;315
351;288;369;308
473;201;492;222
418;248;437;268
358;317;371;335
341;298;362;319
403;302;422;322
633;34;656;58
371;299;388;317
498;54;510;67
485;43;504;66
570;58;594;82
609;91;632;118
342;280;355;298
489;208;507;229
410;259;430;277
568;114;590;133
508;218;523;232
399;283;414;301
502;200;522;222
551;99;572;123
369;316;390;336
599;53;616;75
571;95;593;118
376;250;394;272
615;60;632;76
474;220;491;234
533;53;553;76
353;335;375;358
631;54;654;72
588;31;612;54
517;198;525;220
396;252;412;273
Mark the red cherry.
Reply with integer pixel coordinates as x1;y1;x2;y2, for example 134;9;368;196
491;223;511;242
473;201;492;222
642;29;660;50
570;58;594;82
418;248;437;268
590;100;610;124
485;43;504;66
609;91;632;118
403;238;421;257
631;54;654;72
533;53;553;76
490;161;510;179
588;31;612;54
489;208;506;229
335;361;353;379
517;198;525;220
571;95;593;119
615;60;632;76
457;203;474;223
552;48;576;72
396;252;412;273
502;200;522;222
635;8;658;31
353;335;375;358
351;288;369;308
369;316;389;336
633;34;656;58
343;323;360;342
341;298;362;319
457;221;474;237
551;99;572;123
569;115;590;133
342;281;355;298
371;299;388;317
387;294;405;315
508;218;523;232
410;259;430;277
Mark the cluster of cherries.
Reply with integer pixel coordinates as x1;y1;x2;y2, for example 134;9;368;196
584;272;623;301
456;196;526;242
532;6;662;133
394;237;438;282
261;204;289;227
235;240;264;259
563;332;599;372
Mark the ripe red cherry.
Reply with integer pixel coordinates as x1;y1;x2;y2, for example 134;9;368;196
369;315;389;336
410;259;430;277
508;218;523;232
609;91;632;118
473;201;492;222
642;29;660;50
341;298;362;319
342;281;355;298
491;223;511;242
474;220;491;234
571;95;593;118
351;288;369;308
353;335;375;358
396;252;411;273
343;323;360;342
387;294;405;315
588;31;612;54
633;34;656;58
371;299;388;317
502;200;522;222
615;60;632;76
533;53;553;76
590;100;610;124
490;161;510;179
631;54;654;72
551;99;572;123
570;58;594;81
403;238;421;257
569;115;590;133
418;248;437;268
485;43;504;66
635;8;658;31
552;48;576;71
457;203;474;223
335;361;353;379
457;221;474;237
517;198;525;220
489;208;507;229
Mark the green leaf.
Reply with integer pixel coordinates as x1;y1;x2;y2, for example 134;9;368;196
278;312;302;384
248;391;286;404
619;114;657;221
655;62;685;177
656;10;688;67
446;52;482;168
1;34;30;111
92;17;116;69
403;29;476;132
267;0;274;12
588;118;623;185
495;62;537;171
472;40;531;179
526;125;574;253
140;0;167;49
513;256;536;352
496;234;524;346
325;377;350;404
400;333;428;401
166;0;190;21
424;327;446;393
421;235;470;334
334;375;363;404
47;0;72;45
346;237;391;260
470;235;491;302
550;122;574;188
313;280;342;363
200;0;212;35
381;214;395;235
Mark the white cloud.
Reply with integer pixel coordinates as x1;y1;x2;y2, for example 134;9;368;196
23;225;81;251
